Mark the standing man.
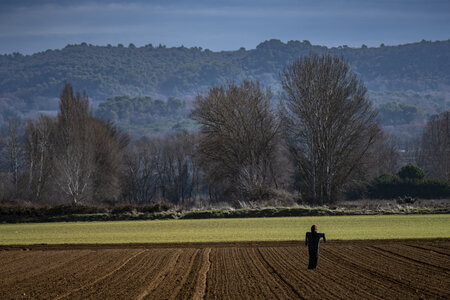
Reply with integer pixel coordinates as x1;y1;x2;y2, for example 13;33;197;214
305;225;326;269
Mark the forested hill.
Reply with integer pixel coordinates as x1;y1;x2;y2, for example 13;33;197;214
1;39;449;105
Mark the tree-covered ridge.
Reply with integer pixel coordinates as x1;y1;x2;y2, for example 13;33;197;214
1;39;449;107
0;43;247;103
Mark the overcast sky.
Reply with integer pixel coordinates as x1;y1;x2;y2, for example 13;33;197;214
0;0;449;54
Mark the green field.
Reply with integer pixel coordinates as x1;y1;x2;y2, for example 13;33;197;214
0;214;449;245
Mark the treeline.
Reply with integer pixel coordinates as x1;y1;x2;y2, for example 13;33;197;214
0;54;449;207
1;39;449;124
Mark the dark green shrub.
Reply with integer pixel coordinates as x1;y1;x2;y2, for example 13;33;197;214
139;202;173;213
345;183;368;200
47;205;102;216
367;174;400;199
111;205;135;214
418;179;450;198
397;164;425;181
368;170;450;199
180;209;232;219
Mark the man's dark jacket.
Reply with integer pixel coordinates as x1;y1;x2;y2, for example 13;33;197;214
305;232;326;269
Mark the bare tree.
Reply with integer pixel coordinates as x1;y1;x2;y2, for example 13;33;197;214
0;118;25;197
122;132;200;205
281;54;380;204
52;83;95;205
191;81;282;202
156;132;200;204
25;116;54;202
122;140;160;204
20;83;129;205
364;131;400;178
417;110;450;181
90;119;129;204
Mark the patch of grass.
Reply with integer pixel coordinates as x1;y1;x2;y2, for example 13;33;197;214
0;214;448;245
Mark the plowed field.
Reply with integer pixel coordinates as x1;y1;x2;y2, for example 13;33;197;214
1;239;449;299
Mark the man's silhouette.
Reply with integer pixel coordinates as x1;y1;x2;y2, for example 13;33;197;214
305;225;326;269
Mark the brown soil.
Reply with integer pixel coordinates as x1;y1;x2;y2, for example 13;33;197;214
1;239;449;299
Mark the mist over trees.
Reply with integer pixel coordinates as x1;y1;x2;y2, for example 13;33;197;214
0;54;448;207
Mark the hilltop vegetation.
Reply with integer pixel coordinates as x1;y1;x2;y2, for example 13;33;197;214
1;39;449;124
2;39;448;141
